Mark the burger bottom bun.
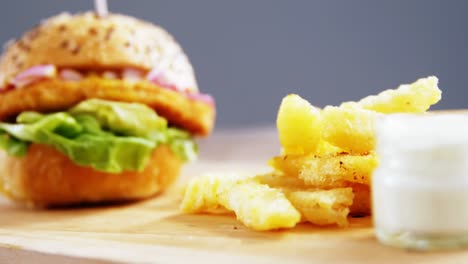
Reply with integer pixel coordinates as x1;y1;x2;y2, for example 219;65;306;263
0;143;182;207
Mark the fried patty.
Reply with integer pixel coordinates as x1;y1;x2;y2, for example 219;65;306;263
0;77;215;136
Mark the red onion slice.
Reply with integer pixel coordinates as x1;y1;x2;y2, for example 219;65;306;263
60;69;83;81
102;71;118;80
11;65;57;88
147;68;181;91
146;67;162;82
122;68;144;82
187;92;215;106
147;67;214;105
151;76;179;92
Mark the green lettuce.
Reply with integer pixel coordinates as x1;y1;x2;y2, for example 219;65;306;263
0;132;28;156
165;128;198;162
69;99;168;141
0;99;197;173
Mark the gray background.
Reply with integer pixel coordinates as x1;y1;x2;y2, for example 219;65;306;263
0;1;466;129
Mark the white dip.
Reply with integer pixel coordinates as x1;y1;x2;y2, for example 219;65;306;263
372;113;468;250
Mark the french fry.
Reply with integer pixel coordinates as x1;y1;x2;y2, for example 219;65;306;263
255;172;307;190
255;173;354;227
277;94;322;155
180;173;301;231
321;105;378;154
346;76;442;114
219;181;301;231
269;153;378;188
179;173;251;213
316;140;342;156
286;188;354;227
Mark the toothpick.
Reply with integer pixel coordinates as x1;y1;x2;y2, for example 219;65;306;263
94;0;108;17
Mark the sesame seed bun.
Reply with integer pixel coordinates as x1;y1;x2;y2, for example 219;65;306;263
0;11;198;92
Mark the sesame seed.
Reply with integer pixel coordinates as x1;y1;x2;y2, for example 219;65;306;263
16;40;30;52
60;40;69;49
88;27;98;36
145;46;151;54
58;24;67;32
71;46;81;55
26;27;40;40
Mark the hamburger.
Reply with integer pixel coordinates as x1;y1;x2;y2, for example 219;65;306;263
0;12;215;207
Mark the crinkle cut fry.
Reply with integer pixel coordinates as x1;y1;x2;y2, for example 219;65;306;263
219;181;301;231
180;173;301;231
179;173;249;213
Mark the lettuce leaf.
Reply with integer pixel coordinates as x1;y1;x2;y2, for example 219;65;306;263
166;128;198;162
69;99;168;141
0;112;156;173
0;100;198;173
0;132;28;156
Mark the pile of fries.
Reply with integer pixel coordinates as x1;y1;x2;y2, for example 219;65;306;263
180;76;442;231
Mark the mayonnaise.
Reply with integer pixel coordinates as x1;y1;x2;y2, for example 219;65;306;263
372;113;468;250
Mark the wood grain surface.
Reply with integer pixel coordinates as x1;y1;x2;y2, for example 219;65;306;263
0;126;467;264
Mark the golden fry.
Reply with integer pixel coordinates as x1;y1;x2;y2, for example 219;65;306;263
180;173;301;231
277;94;322;155
286;188;354;227
349;76;441;114
179;173;251;213
316;140;342;156
321;105;378;154
255;172;307;190
220;181;301;231
255;173;355;227
270;153;378;188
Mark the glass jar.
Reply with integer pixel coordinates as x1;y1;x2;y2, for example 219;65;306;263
372;113;468;251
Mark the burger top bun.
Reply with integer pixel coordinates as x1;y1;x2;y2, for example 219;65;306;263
0;12;198;92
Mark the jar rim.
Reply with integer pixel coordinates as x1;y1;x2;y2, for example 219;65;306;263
376;113;468;153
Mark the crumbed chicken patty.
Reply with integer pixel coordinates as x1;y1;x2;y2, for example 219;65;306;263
0;77;214;136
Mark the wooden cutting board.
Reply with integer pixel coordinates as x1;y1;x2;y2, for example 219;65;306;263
0;127;467;264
